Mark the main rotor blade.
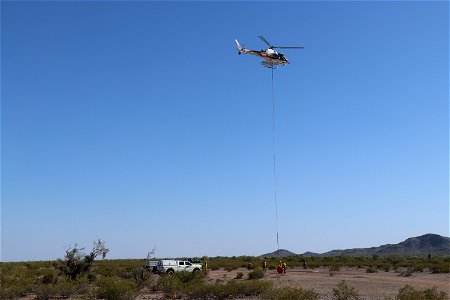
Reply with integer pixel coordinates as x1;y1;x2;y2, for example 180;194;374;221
258;35;272;47
273;46;304;49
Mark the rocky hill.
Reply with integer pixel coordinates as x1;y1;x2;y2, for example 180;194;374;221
261;234;450;257
320;234;450;257
260;249;297;257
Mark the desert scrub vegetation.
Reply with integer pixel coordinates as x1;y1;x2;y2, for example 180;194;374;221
212;254;450;274
248;267;265;279
0;264;35;299
155;270;317;299
387;285;448;300
264;287;319;300
2;252;449;300
187;280;273;299
96;277;139;300
332;280;360;300
34;277;91;300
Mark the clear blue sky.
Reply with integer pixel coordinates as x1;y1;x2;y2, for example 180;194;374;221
1;1;448;262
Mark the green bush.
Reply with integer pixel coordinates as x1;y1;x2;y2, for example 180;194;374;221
366;267;377;273
96;277;138;300
156;274;183;298
235;272;244;279
34;277;89;299
264;287;319;300
34;283;58;300
329;265;341;276
395;285;447;300
185;278;272;299
431;265;450;273
173;270;204;284
0;265;35;299
248;268;264;279
42;273;57;284
332;280;360;300
237;280;273;296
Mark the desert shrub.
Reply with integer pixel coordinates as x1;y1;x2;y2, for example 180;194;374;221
135;274;157;290
264;286;319;300
380;264;391;272
235;272;244;279
96;277;138;300
173;270;204;284
366;267;377;273
0;265;35;299
248;268;264;279
187;281;232;299
399;267;414;277
332;280;360;300
387;255;406;268
414;265;424;272
172;272;207;297
130;267;157;288
422;287;448;300
0;283;33;300
395;285;447;300
186;279;272;299
156;274;183;298
96;265;116;277
222;280;272;298
430;264;450;273
118;270;134;279
329;265;341;276
62;240;109;280
225;266;235;272
34;283;58;300
34;278;87;300
238;280;272;296
87;272;97;282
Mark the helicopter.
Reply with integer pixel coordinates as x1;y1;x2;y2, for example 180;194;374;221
235;36;304;68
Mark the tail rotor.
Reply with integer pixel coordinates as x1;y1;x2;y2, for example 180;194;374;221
235;39;244;54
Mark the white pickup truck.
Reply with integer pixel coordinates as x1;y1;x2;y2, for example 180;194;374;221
157;260;202;275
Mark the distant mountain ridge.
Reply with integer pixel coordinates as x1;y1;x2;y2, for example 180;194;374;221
261;234;450;257
260;249;296;257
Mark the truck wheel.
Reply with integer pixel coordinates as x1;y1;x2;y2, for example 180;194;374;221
167;269;174;276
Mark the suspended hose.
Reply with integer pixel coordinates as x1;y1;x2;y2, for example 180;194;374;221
271;67;280;254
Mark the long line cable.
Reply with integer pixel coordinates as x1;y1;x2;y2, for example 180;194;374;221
271;66;280;254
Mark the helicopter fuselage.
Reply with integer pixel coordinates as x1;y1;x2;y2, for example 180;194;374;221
235;37;302;68
239;48;289;66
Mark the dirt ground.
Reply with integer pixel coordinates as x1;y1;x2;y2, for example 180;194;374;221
202;267;450;299
137;267;449;299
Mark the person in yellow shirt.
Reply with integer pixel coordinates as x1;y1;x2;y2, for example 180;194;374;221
283;262;287;273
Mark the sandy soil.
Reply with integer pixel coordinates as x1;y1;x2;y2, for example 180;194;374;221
203;267;450;299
